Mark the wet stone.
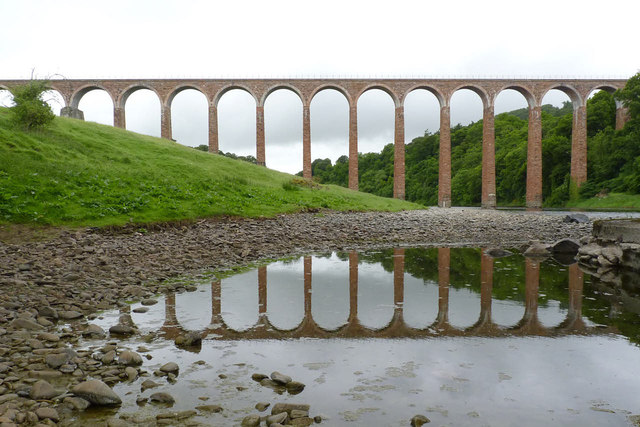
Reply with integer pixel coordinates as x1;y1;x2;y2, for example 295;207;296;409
286;381;306;395
270;371;292;385
267;412;289;425
252;373;268;382
118;350;143;366
141;299;158;306
83;324;106;338
410;414;431;426
72;379;122;406
59;310;83;320
141;379;160;392
132;307;149;313
63;396;91;410
160;362;179;375
35;407;59;422
256;402;271;411
125;366;138;381
241;414;261;427
108;324;135;336
195;404;223;413
30;380;60;400
150;392;175;404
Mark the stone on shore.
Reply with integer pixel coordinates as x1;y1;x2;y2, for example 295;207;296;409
72;379;122;406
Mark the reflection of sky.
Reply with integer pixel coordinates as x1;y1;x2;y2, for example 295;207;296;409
84;249;640;425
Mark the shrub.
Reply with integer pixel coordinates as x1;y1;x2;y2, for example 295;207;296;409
10;80;55;130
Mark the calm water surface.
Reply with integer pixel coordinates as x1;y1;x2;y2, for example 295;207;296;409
79;248;640;426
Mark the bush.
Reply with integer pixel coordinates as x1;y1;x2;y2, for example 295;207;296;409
10;80;55;130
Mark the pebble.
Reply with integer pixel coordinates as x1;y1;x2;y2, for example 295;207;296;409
160;362;179;375
35;407;59;422
411;414;431;426
195;404;223;413
72;379;122;406
271;371;292;385
241;414;261;427
118;350;143;366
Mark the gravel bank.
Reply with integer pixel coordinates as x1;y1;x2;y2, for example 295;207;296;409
0;208;591;314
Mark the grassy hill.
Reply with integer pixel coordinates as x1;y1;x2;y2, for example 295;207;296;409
0;108;421;227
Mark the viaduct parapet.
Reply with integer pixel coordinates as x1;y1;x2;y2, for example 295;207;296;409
0;78;629;208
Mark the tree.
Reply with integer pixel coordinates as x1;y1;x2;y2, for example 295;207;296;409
9;80;55;130
615;72;640;128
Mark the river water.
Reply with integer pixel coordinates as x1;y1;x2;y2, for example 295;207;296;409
77;248;640;426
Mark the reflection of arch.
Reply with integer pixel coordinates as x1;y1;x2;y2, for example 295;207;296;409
157;253;611;341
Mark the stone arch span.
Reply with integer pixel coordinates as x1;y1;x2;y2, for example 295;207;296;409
309;84;352;107
260;83;304;107
401;85;446;108
70;84;115;109
117;83;163;109
212;84;258;107
166;84;207;106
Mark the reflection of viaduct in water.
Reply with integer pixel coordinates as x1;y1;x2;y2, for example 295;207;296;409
160;250;604;341
0;77;628;207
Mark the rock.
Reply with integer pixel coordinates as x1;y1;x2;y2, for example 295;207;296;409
602;246;623;264
63;396;91;410
251;373;269;382
175;331;202;347
72;379;122;406
59;310;83;320
109;324;135;335
30;380;60;400
10;318;43;331
150;392;175;404
141;299;158;306
267;412;289;425
46;351;73;369
564;213;589;223
286;381;306;394
102;350;117;364
132;307;149;313
195;404;223;413
411;414;431;426
256;402;270;411
290;417;314;426
38;306;59;319
260;378;286;393
551;238;580;255
271;403;311;416
485;248;513;258
270;371;292;385
38;332;60;342
118;350;143;366
241;414;261;427
83;324;106;338
0;393;18;404
35;407;59;422
290;409;309;418
160;362;179;375
125;366;138;381
523;241;550;257
141;379;160;391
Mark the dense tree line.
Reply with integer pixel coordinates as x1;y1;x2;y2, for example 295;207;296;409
303;73;640;207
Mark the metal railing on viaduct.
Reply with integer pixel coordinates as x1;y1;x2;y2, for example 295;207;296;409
0;78;629;208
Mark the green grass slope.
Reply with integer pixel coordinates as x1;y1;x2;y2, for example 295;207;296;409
0;108;421;227
567;193;640;210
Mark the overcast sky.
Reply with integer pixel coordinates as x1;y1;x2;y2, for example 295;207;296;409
1;0;638;173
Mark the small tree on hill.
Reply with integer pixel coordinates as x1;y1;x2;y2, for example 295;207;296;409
10;80;55;130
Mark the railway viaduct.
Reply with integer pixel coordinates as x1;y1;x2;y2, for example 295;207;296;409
0;78;629;208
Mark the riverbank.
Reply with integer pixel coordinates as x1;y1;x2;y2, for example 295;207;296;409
0;208;592;311
0;208;600;425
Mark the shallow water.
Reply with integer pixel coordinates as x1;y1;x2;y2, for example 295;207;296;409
78;248;640;426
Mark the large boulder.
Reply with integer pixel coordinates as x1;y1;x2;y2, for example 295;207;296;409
71;380;122;406
563;213;589;223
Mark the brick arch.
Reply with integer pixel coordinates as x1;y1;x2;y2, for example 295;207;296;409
117;84;162;109
541;84;582;107
166;84;208;106
450;84;490;107
212;84;258;107
260;83;304;107
70;84;115;109
495;84;535;108
400;85;446;108
309;84;352;106
355;83;400;107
